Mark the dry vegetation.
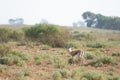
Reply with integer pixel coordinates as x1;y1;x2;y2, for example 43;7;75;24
0;24;120;80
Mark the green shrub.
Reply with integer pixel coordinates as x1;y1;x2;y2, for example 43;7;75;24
81;71;108;80
19;53;32;60
0;56;9;64
67;41;80;48
85;52;96;59
0;50;29;66
87;42;106;48
112;76;120;80
20;68;31;76
60;69;71;78
68;57;73;64
0;55;25;66
96;56;118;64
16;68;32;80
71;67;85;78
40;44;51;50
112;52;120;56
0;44;11;57
34;53;52;65
8;50;20;56
13;56;25;66
56;51;66;55
0;64;9;72
34;54;45;65
74;33;95;41
8;50;31;60
0;28;25;42
24;24;72;47
10;30;25;41
94;50;103;55
0;28;12;42
90;56;118;67
17;77;34;80
52;71;62;80
53;57;67;69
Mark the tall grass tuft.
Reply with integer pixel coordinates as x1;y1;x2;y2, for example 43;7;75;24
89;56;118;67
52;71;62;80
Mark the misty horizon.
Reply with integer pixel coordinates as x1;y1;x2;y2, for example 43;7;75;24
0;0;120;26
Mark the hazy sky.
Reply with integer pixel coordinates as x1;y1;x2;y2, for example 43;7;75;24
0;0;120;26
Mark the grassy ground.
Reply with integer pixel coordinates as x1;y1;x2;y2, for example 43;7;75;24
0;26;120;80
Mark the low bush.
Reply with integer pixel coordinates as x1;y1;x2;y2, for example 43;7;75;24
90;56;118;67
67;41;80;48
0;28;25;43
0;44;11;57
0;56;9;64
87;42;106;48
40;44;51;50
85;52;96;60
0;28;12;42
34;53;50;65
16;68;32;80
34;54;44;65
7;50;32;60
53;57;67;69
0;54;25;66
60;69;71;78
52;71;62;80
19;53;32;60
0;48;31;66
112;52;120;56
68;57;73;64
24;24;72;47
0;64;9;72
96;56;118;64
74;33;95;41
14;56;25;66
56;51;66;55
81;71;108;80
71;67;85;78
10;30;25;41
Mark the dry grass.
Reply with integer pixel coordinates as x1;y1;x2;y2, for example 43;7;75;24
0;26;120;80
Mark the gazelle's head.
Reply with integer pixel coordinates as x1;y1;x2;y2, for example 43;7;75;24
68;47;72;52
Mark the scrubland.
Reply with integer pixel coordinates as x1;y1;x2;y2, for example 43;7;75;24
0;24;120;80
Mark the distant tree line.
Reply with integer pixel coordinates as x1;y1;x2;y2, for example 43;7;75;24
82;11;120;30
9;18;24;25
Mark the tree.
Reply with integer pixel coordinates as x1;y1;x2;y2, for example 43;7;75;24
82;11;96;27
82;11;120;30
8;18;24;25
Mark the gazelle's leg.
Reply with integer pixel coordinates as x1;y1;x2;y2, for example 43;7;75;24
78;52;83;65
80;52;85;65
72;56;75;64
72;55;77;65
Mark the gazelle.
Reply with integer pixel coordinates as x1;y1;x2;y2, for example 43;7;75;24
68;48;84;65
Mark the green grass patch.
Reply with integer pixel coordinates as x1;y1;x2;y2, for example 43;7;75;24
52;71;62;80
112;52;120;56
67;40;81;48
81;71;108;80
90;56;118;67
86;42;106;48
85;52;96;60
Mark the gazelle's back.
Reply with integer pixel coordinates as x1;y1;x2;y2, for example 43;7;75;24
70;50;81;56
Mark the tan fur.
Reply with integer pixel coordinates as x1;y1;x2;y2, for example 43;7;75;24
68;48;84;64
